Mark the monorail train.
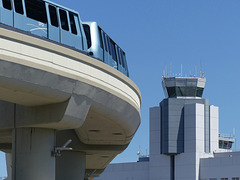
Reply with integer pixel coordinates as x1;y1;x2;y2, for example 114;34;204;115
0;0;129;76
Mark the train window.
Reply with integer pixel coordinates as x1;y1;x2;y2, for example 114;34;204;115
103;33;108;52
49;5;58;27
98;27;103;49
107;35;111;55
59;9;69;31
120;50;126;68
69;12;77;35
117;47;122;65
110;39;116;61
25;0;47;23
14;0;23;14
83;24;91;48
122;51;127;68
2;0;12;10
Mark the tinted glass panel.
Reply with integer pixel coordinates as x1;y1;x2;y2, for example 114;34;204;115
176;87;196;97
103;33;108;52
69;12;77;35
25;0;47;23
196;87;204;97
219;140;223;148
117;47;122;65
14;0;23;14
83;24;91;48
122;51;127;68
2;0;12;10
59;9;69;31
49;5;58;27
107;36;111;55
98;27;103;49
120;50;126;67
110;39;116;61
166;87;176;97
166;87;204;97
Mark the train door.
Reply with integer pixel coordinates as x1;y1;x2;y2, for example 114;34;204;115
0;0;13;26
116;47;128;76
13;0;26;31
105;35;116;68
116;46;123;73
109;38;117;69
101;31;109;65
58;8;83;50
69;12;83;50
22;0;47;37
122;51;129;76
46;3;59;42
97;26;104;61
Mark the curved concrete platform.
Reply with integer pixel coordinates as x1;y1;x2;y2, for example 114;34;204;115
0;25;141;178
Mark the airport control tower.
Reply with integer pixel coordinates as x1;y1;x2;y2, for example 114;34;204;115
149;76;218;180
161;76;209;154
97;75;240;180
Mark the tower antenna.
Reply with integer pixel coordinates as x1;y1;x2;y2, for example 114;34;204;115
195;66;197;77
166;64;168;77
170;61;172;77
200;59;202;77
181;64;183;77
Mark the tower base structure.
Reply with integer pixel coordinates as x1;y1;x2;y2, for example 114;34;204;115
96;77;240;180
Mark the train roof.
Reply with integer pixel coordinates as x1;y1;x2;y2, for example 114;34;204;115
82;21;126;53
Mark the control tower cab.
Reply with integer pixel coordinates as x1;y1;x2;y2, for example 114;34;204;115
162;76;206;98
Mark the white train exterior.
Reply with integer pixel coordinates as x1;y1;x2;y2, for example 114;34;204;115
0;0;129;76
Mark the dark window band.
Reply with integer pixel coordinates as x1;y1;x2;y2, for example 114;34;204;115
166;87;204;98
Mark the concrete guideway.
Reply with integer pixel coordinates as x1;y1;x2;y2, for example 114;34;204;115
0;25;141;179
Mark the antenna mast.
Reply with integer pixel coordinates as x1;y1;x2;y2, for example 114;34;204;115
181;64;182;77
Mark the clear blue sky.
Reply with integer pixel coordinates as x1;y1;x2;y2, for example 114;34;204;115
1;0;240;176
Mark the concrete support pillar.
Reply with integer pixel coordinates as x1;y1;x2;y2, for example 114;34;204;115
56;151;86;180
12;128;55;180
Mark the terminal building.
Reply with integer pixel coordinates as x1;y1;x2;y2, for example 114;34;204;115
96;76;240;180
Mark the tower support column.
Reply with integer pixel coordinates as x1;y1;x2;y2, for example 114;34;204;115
12;128;56;180
5;153;12;180
56;151;86;180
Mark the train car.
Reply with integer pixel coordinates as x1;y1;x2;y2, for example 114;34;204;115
0;0;88;50
83;22;129;77
0;0;129;76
